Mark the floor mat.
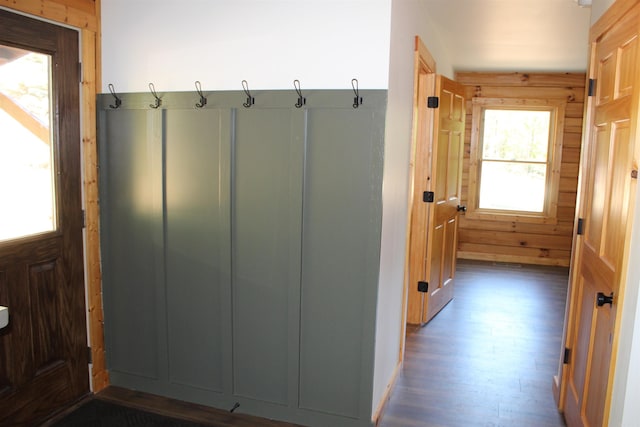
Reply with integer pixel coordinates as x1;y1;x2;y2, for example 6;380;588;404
52;399;212;427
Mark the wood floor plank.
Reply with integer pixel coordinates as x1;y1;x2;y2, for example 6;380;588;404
379;259;568;427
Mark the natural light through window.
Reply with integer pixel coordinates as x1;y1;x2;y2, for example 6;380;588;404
479;109;551;213
0;46;56;242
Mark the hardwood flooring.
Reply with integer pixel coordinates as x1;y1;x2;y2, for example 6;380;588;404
379;259;569;427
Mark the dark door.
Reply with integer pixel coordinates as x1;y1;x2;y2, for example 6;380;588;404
0;10;88;426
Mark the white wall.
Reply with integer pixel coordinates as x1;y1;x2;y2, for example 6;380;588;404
101;0;392;92
371;0;453;416
590;0;615;24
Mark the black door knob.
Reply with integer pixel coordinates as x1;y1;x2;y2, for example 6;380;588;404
596;292;614;307
457;205;467;212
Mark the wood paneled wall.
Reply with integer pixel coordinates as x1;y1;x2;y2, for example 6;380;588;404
1;0;107;390
455;72;585;267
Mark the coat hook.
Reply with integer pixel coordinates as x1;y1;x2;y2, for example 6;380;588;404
148;82;161;109
108;83;121;109
294;79;306;108
351;78;363;108
195;81;207;108
241;80;254;108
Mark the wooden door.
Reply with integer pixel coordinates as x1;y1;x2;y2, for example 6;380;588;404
562;3;640;426
0;10;88;425
422;76;466;323
407;75;466;325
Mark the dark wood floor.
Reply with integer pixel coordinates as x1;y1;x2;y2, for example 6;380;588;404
41;386;301;427
380;259;569;427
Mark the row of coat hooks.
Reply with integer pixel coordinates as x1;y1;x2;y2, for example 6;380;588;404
107;79;364;110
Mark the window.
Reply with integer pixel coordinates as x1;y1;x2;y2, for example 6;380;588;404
467;98;565;223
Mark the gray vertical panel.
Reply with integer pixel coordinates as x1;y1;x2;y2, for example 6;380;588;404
232;108;302;405
100;109;162;379
299;108;383;418
164;109;227;392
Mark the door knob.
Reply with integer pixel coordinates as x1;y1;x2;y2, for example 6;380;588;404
457;205;467;212
596;292;614;307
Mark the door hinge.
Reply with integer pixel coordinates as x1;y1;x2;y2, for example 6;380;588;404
78;62;82;83
417;281;429;293
427;96;439;108
82;210;86;228
588;79;596;97
563;347;571;364
577;218;584;235
423;191;435;203
87;346;93;364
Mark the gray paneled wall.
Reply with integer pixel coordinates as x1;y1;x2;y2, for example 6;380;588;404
98;90;386;427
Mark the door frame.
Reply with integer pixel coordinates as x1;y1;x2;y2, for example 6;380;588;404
399;36;437;359
0;1;107;391
555;0;640;423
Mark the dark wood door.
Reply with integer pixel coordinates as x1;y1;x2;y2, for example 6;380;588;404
0;10;88;426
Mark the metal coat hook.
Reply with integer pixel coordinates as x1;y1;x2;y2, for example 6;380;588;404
241;80;254;108
108;83;121;109
351;78;363;108
195;81;207;108
294;79;306;108
148;82;161;109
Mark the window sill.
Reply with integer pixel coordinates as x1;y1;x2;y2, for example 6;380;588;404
464;210;559;225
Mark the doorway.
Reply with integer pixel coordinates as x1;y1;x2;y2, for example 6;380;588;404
0;9;88;425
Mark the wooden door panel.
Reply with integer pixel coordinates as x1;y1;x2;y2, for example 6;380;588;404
423;77;466;323
443;218;457;286
618;37;637;98
584;303;613;427
424;224;444;324
447;132;462;201
0;10;87;425
562;3;639;426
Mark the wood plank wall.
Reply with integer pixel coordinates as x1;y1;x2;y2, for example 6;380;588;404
454;72;585;267
1;0;107;390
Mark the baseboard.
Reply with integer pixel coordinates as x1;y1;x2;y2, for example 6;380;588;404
372;361;401;426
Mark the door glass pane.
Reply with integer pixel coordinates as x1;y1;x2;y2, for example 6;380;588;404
0;45;56;242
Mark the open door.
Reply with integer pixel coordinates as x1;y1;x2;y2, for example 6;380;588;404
407;75;466;325
560;2;640;426
0;10;89;425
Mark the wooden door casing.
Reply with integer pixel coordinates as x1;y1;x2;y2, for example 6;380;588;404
562;3;640;426
0;10;88;426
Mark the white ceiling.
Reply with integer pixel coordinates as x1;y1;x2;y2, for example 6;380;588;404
423;0;592;72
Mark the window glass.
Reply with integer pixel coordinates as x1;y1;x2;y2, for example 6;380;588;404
478;109;551;213
0;46;56;242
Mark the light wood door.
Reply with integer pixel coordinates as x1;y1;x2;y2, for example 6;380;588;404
422;76;466;323
562;3;640;426
0;10;88;425
407;75;466;325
